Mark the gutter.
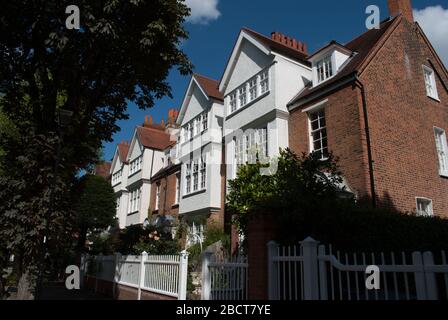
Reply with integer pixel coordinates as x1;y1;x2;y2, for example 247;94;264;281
355;76;377;208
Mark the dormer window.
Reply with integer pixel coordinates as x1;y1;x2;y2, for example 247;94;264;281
316;55;334;84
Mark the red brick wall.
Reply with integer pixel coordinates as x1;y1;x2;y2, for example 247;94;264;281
150;169;180;218
289;19;448;216
288;84;371;200
360;20;448;216
247;212;277;300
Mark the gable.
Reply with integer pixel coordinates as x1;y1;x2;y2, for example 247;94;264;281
179;80;211;125
110;148;122;174
128;131;143;161
225;38;273;94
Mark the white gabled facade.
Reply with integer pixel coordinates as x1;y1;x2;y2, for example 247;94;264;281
110;142;130;229
220;29;312;185
177;75;224;221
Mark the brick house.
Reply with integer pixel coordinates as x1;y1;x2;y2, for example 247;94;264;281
287;0;448;217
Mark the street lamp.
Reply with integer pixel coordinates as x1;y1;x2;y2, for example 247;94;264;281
35;108;73;300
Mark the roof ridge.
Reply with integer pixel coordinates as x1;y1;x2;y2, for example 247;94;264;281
194;73;219;83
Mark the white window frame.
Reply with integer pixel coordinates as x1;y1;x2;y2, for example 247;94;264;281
308;108;328;160
249;77;258;102
229;92;237;114
185;163;191;195
434;127;448;177
423;65;439;100
155;184;160;211
260;70;269;95
316;55;334;84
238;85;247;108
193;159;199;192
175;173;180;204
416;197;434;217
200;155;207;190
202;112;208;132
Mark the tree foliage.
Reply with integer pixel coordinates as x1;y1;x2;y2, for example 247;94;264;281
228;149;448;252
73;174;116;251
0;0;192;292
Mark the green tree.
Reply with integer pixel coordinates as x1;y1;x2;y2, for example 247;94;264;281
0;0;192;298
74;175;116;253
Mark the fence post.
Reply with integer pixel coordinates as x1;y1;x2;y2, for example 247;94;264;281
423;252;438;300
300;237;319;300
318;245;328;300
138;252;147;300
267;241;279;300
178;250;189;300
113;253;122;299
201;250;213;300
412;252;427;300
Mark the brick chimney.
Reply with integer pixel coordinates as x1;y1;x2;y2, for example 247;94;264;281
388;0;414;22
271;32;308;55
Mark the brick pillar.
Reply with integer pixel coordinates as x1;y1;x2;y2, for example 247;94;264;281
247;211;277;300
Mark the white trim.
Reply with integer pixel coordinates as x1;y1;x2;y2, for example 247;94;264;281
433;126;448;177
422;65;440;101
302;99;328;113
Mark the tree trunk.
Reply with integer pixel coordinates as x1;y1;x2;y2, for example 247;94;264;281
16;271;34;300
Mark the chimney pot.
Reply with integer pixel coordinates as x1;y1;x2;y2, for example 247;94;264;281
149;116;153;124
270;31;308;55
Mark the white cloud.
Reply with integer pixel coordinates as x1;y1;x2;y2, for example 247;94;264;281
185;0;221;24
414;5;448;66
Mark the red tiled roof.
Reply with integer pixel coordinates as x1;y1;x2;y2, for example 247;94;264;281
117;142;130;164
94;162;112;179
137;126;176;151
288;17;399;107
242;28;310;66
194;74;223;101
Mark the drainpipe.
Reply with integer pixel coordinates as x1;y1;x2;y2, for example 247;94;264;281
355;76;377;208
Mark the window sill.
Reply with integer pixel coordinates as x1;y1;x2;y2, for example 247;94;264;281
128;170;142;179
181;129;208;146
427;95;440;103
172;204;179;209
182;189;206;199
127;211;139;216
226;91;270;120
440;172;448;179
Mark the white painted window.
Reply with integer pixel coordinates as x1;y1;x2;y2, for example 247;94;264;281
423;66;439;100
185;163;191;194
189;122;194;139
202;112;208;132
129;156;142;175
434;127;448;177
116;195;120;210
239;85;247;108
316;55;333;83
260;70;269;94
128;187;141;213
155;184;160;211
309;109;328;160
258;127;268;158
193;159;199;192
416;198;433;217
200;155;207;190
235;136;244;171
112;169;122;184
195;117;201;136
175;173;180;204
249;77;258;101
229;92;237;114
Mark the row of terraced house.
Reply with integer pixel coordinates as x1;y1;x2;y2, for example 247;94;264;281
96;0;448;248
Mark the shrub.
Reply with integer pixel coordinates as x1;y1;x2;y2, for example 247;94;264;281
229;149;448;252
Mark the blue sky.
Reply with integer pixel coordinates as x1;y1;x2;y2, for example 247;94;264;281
102;0;448;161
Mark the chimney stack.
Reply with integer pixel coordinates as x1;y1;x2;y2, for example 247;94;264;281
388;0;414;22
271;32;308;55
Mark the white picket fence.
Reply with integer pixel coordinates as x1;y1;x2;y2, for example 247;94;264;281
201;251;248;300
268;237;448;300
82;251;188;300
